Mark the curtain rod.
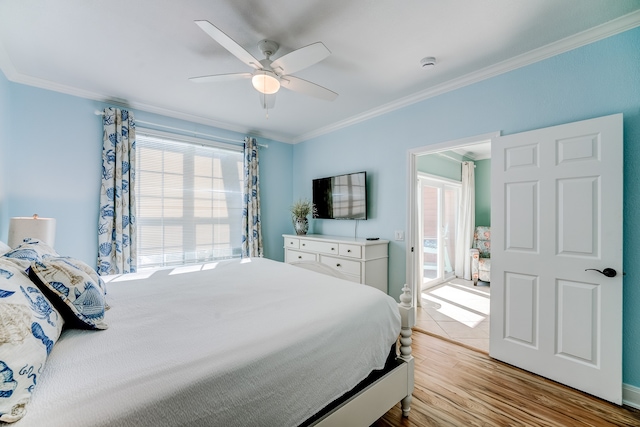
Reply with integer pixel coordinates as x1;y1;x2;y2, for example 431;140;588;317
93;110;268;148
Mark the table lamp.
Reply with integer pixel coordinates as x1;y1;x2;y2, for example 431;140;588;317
8;214;56;248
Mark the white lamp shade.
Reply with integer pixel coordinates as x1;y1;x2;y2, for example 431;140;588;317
8;215;56;248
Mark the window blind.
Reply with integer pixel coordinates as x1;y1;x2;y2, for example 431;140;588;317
136;130;244;268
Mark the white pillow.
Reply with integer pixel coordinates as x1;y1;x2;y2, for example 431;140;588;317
0;241;10;256
1;239;59;271
0;259;64;423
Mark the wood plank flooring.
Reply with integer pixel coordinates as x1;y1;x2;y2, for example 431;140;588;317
373;329;640;427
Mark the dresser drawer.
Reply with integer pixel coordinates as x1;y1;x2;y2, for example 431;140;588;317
284;237;299;249
283;234;388;293
320;255;361;277
339;243;362;259
287;250;316;262
300;239;338;255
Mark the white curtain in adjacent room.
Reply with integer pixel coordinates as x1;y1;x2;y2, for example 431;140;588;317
97;107;137;275
454;161;475;280
241;137;263;257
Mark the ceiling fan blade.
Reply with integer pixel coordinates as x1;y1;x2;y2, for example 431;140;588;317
189;73;252;83
195;20;262;70
258;93;276;109
271;42;330;75
281;76;338;101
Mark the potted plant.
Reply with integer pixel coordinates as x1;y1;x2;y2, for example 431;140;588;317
290;199;317;235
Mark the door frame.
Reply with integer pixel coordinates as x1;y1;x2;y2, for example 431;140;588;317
406;131;500;306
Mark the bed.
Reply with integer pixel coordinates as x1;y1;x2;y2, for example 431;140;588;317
0;241;414;427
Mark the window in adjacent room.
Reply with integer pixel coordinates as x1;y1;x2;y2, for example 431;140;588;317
136;130;244;269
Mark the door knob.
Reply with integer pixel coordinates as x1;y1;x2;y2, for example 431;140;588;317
585;268;617;277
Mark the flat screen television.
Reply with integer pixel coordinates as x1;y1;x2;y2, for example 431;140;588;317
312;171;367;220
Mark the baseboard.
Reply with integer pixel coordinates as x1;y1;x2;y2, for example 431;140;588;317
623;383;640;409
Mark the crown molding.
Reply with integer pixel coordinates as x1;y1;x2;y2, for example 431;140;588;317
2;10;638;145
293;10;640;143
0;52;294;143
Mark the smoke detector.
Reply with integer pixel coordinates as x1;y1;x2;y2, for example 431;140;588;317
420;56;437;69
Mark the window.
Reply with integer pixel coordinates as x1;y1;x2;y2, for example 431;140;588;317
418;174;460;287
136;130;244;269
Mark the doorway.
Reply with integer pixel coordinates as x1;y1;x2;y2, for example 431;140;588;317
408;132;497;352
408;115;623;404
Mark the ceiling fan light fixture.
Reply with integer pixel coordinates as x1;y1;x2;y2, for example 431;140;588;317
252;70;280;94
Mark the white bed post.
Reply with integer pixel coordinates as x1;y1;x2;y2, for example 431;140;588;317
398;284;415;417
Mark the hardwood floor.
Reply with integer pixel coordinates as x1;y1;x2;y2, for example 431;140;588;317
373;330;640;427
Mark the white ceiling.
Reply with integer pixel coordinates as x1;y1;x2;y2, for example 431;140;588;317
1;1;639;143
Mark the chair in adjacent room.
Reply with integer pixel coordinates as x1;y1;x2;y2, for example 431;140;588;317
470;226;491;286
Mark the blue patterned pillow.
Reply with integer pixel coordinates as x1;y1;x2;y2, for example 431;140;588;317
1;239;59;272
0;259;64;423
29;257;108;330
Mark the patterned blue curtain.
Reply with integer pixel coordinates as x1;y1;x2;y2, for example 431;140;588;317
97;108;137;275
242;137;263;257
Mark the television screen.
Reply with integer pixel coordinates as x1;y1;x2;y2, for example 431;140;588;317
312;172;367;220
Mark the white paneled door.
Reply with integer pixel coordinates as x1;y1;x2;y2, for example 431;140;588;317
490;114;623;404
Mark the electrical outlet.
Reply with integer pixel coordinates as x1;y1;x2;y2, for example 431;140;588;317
394;230;404;241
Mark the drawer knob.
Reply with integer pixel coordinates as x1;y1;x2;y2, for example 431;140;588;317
302;243;306;246
298;255;302;259
336;263;341;267
347;249;351;252
331;247;335;251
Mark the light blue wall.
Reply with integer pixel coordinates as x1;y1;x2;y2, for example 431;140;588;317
0;76;293;265
0;72;8;239
474;159;491;226
294;27;640;387
6;83;105;261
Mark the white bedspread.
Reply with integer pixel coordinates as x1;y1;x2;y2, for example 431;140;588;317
15;258;401;427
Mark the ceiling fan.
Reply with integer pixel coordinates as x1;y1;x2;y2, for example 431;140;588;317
190;20;338;109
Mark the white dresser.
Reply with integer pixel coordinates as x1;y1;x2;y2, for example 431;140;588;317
283;234;389;293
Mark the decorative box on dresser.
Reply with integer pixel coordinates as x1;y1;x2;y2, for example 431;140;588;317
283;234;389;294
